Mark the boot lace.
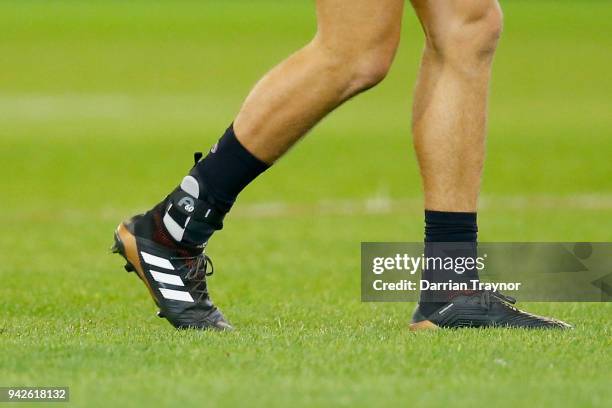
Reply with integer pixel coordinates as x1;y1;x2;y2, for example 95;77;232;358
172;253;214;303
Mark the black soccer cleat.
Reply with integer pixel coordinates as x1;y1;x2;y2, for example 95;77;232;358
410;291;572;330
111;217;232;331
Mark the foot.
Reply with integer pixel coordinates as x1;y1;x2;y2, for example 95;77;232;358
111;215;232;331
410;291;572;330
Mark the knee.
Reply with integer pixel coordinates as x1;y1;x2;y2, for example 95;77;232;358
347;45;397;91
425;1;503;66
313;31;399;94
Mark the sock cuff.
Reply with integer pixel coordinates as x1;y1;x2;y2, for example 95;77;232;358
424;210;478;242
191;124;270;213
425;210;477;225
219;124;270;173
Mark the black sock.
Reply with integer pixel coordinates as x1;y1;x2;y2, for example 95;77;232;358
154;124;269;248
419;210;479;316
192;124;269;213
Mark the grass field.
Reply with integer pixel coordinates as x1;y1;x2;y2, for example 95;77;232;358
1;1;611;407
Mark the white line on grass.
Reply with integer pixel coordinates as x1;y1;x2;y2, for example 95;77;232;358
4;194;612;223
230;194;612;218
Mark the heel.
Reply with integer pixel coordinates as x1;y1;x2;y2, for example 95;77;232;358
111;227;138;274
110;229;125;255
409;320;439;331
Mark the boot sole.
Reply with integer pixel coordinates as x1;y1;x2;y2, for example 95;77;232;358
409;320;439;331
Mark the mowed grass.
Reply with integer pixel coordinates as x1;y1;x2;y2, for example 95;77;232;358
0;1;611;407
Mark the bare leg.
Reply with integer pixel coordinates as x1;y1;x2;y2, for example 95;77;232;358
234;0;405;163
410;0;503;212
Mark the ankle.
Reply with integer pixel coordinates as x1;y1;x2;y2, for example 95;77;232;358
190;124;269;213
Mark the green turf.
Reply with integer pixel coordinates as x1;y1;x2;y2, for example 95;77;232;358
0;1;611;407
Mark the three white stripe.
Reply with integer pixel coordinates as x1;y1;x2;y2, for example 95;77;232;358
140;251;194;303
159;288;194;302
149;270;184;286
141;251;174;270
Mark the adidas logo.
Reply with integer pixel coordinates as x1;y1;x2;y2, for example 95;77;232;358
140;251;194;303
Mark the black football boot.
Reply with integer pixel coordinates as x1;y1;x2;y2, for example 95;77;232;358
111;154;232;330
410;291;572;330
